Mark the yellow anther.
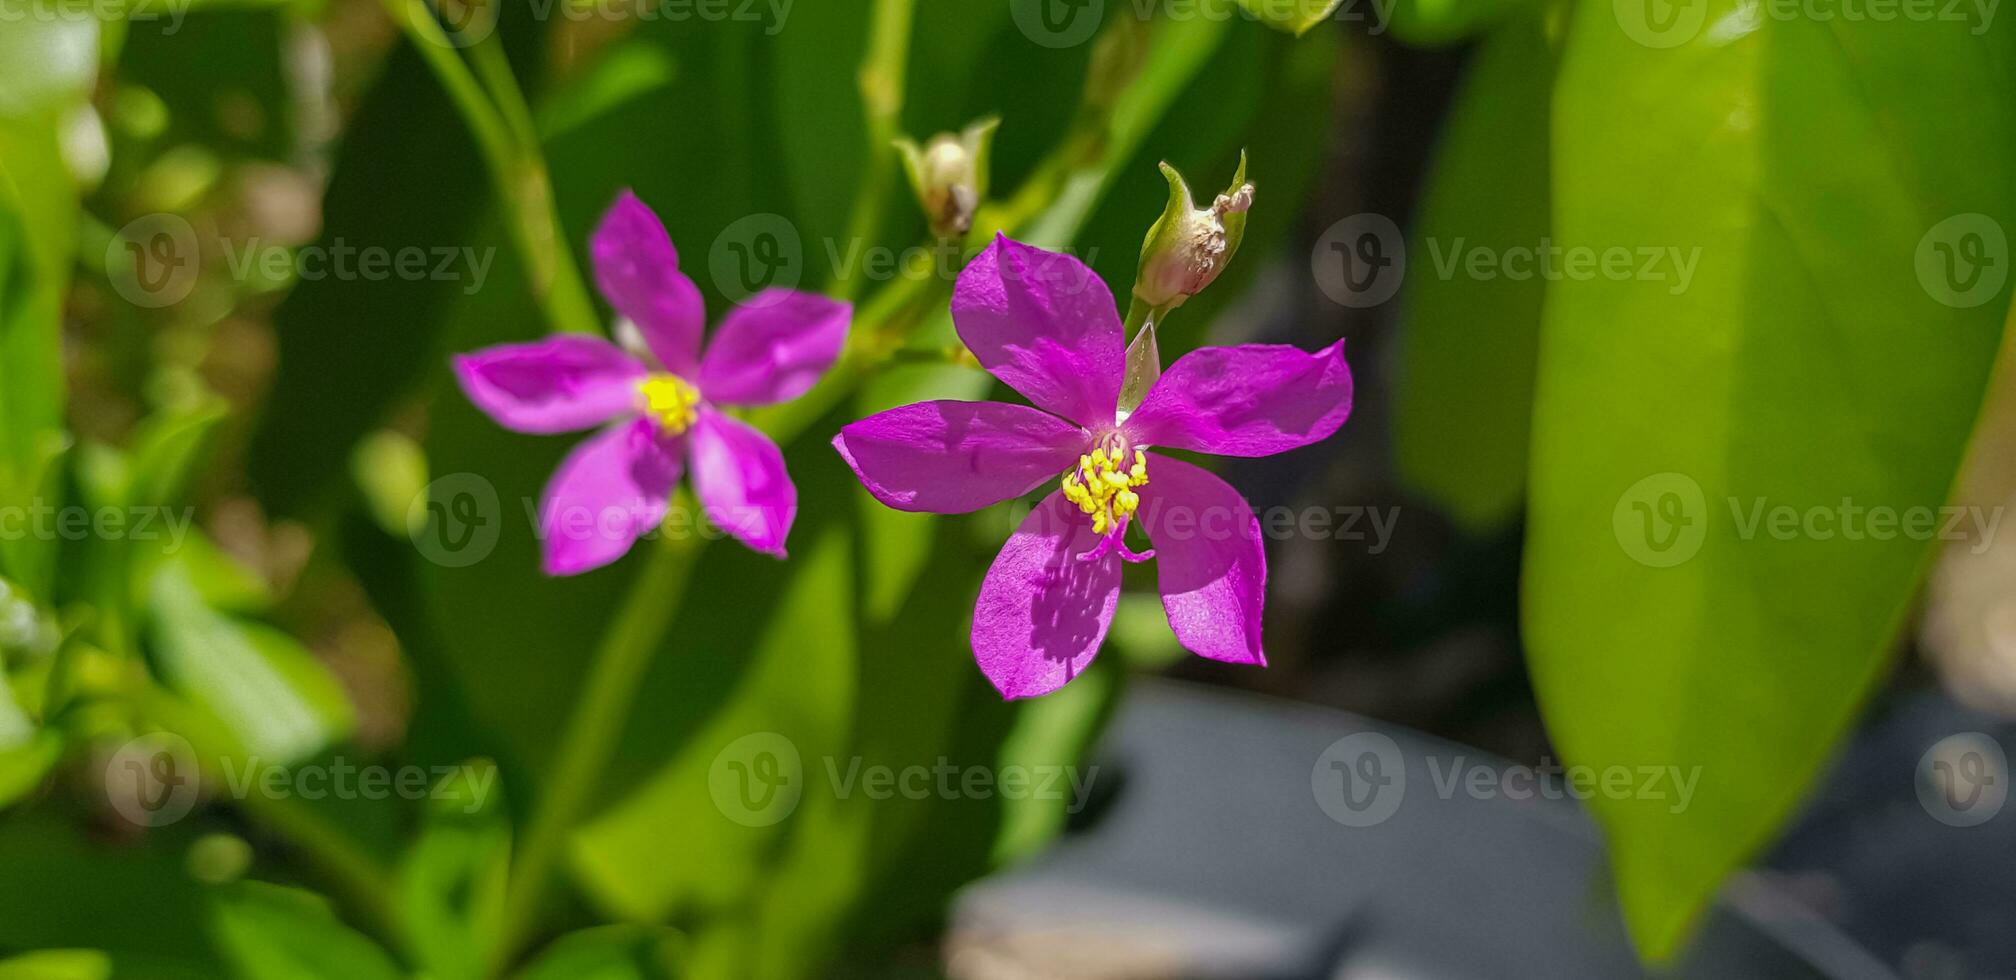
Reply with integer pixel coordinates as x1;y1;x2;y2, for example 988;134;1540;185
637;374;701;435
1058;442;1150;535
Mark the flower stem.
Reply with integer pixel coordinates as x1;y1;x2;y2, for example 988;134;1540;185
488;511;704;973
381;0;601;336
831;0;916;301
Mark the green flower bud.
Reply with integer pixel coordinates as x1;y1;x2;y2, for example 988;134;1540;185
1132;152;1253;312
895;116;999;240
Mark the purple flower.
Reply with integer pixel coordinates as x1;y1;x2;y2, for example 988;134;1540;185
833;235;1352;699
453;190;850;575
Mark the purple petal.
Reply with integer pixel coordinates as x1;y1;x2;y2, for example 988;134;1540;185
688;406;795;558
538;418;683;576
1135;455;1266;665
590;190;706;375
452;335;645;434
972;491;1121;699
1125;340;1353;457
952;234;1127;430
698;289;851;405
832;400;1089;514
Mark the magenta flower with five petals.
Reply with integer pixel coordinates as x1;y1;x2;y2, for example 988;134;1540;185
833;235;1351;699
453;190;849;575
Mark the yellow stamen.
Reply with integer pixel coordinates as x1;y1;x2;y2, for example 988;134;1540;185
637;374;701;435
1059;445;1149;534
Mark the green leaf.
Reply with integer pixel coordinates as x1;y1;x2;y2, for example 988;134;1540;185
398;761;510;980
1393;16;1554;531
1385;0;1539;46
0;949;111;980
1528;3;2016;958
147;564;353;764
0;729;62;810
515;924;683;980
1235;0;1345;35
207;881;403;980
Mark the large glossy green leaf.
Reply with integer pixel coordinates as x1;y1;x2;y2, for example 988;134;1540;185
1393;16;1553;531
1527;2;2016;958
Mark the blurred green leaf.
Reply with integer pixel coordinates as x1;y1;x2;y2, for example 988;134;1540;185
147;563;353;764
1527;3;2016;958
515;924;683;980
399;761;510;980
114;10;294;162
207;880;403;980
246;13;549;517
1385;0;1538;46
1393;16;1553;531
1235;0;1344;35
570;528;857;925
0;808;223;976
0;949;111;980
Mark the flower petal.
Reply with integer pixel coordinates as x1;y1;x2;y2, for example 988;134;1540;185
1135;454;1266;665
452;335;646;434
688;406;795;558
590;190;706;375
952;234;1127;429
538;418;683;576
972;491;1122;699
832;400;1089;514
1125;339;1353;457
697;289;851;405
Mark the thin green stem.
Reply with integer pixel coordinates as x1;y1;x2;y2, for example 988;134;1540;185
488;516;704;973
831;0;916;301
383;0;600;335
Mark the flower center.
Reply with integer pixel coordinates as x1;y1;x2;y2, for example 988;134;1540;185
637;373;700;435
1061;445;1149;537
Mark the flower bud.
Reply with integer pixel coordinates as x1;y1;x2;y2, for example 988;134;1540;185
895;116;999;240
1132;152;1253;312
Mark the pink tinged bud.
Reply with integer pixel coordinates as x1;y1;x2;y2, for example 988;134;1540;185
1133;152;1254;312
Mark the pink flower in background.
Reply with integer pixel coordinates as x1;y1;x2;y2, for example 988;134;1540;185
454;190;849;574
833;235;1351;699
